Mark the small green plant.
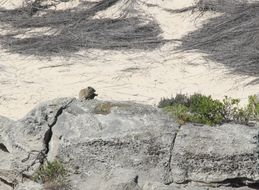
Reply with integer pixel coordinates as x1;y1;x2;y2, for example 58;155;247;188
164;104;190;125
247;95;259;120
159;93;259;126
32;160;71;190
33;160;66;183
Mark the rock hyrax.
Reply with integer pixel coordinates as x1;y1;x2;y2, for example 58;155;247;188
79;86;98;100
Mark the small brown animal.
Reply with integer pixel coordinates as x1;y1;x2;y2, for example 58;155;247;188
79;86;98;100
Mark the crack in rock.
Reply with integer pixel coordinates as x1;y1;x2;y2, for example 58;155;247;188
219;177;259;188
0;170;20;189
164;125;182;185
164;124;259;188
43;128;52;155
180;177;259;188
0;143;9;153
14;99;75;185
0;177;15;189
43;98;74;155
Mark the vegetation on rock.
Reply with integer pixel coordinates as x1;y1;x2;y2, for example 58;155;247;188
159;94;259;126
32;160;71;190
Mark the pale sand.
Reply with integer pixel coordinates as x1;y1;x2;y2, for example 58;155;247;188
0;0;258;119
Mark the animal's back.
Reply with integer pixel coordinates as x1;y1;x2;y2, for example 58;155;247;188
79;88;89;100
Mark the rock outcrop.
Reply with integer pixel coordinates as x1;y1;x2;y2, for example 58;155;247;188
0;98;258;190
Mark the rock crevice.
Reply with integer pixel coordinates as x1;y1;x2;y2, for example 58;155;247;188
43;98;74;155
0;143;9;153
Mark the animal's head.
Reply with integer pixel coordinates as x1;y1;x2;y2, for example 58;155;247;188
87;86;98;96
87;86;96;92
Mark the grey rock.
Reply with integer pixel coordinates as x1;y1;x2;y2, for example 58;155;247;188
101;169;141;190
0;181;12;190
49;99;178;190
0;98;75;188
143;181;255;190
15;180;43;190
169;123;259;185
0;98;259;190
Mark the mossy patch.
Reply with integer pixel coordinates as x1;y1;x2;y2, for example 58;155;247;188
94;102;130;115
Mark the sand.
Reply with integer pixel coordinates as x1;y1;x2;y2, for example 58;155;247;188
0;0;258;119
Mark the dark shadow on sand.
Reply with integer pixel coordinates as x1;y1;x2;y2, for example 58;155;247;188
178;2;259;84
0;0;164;57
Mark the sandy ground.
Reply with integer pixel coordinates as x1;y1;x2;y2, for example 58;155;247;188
0;0;258;119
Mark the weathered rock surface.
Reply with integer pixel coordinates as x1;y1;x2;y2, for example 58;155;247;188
49;99;178;189
168;124;259;187
0;98;258;190
15;181;43;190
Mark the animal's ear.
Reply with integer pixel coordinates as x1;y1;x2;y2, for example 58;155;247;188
89;87;96;91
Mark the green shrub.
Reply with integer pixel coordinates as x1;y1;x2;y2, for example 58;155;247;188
32;160;71;190
189;94;224;125
222;96;252;125
158;94;189;108
164;104;190;125
159;93;259;126
161;94;225;125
